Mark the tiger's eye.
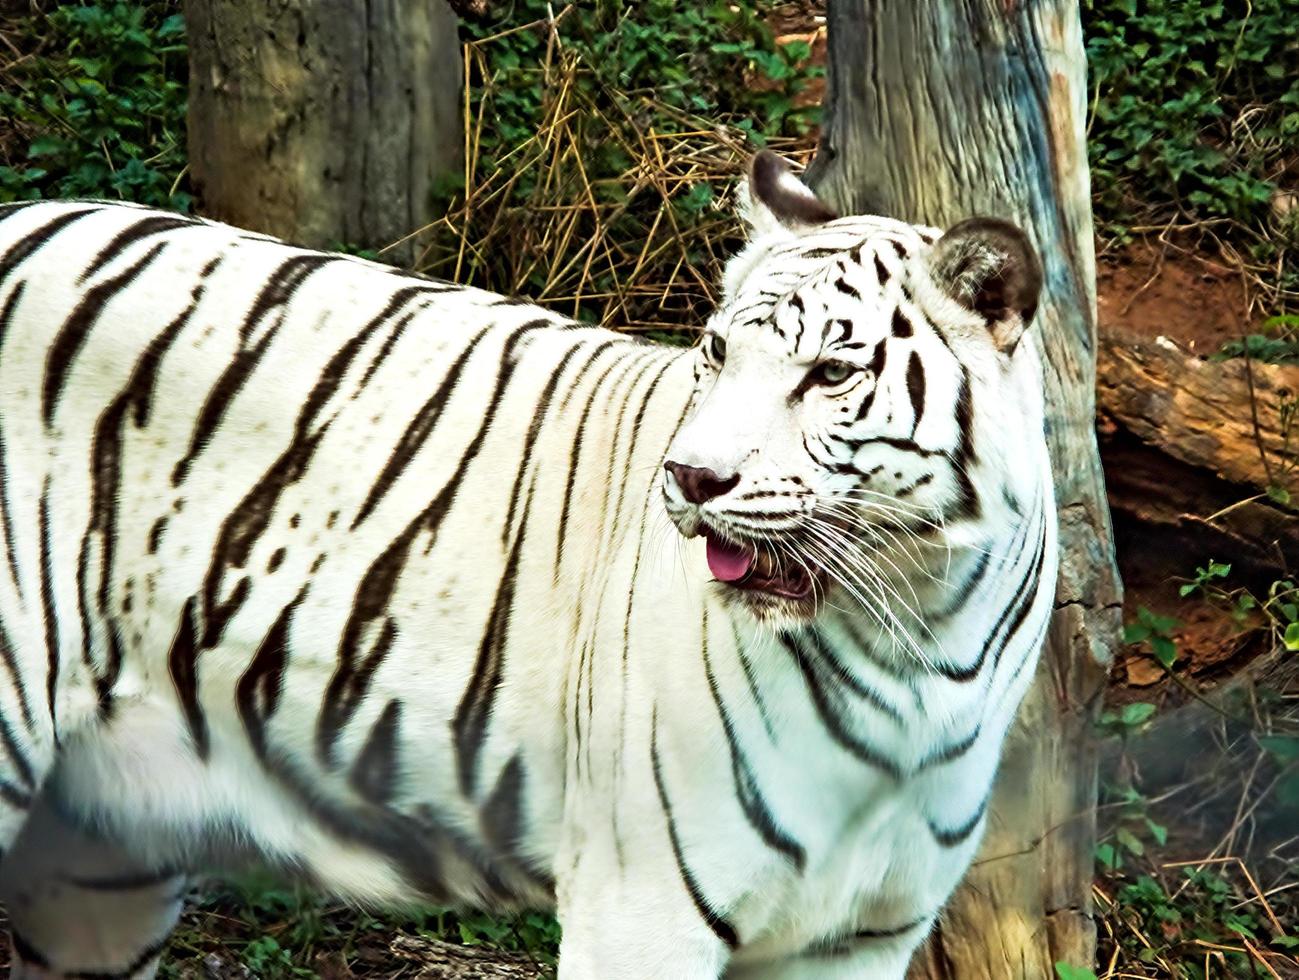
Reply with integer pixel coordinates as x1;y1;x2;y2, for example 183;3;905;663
704;333;727;365
809;360;856;387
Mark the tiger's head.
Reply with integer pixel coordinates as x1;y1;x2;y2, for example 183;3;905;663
662;151;1047;623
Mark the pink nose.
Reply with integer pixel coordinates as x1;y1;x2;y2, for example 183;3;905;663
664;462;739;505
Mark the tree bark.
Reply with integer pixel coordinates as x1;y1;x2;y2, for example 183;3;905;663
808;3;1122;976
184;0;461;264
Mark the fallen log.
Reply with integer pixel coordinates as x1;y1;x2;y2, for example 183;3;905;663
1097;328;1298;586
1097;326;1297;501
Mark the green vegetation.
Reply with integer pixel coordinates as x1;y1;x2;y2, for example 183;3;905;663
162;877;561;978
1098;561;1299;977
1082;0;1299;333
0;1;188;208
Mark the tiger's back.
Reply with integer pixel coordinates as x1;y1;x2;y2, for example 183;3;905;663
0;200;690;906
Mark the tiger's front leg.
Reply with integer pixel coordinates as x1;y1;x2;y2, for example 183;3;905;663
555;870;733;980
0;796;186;980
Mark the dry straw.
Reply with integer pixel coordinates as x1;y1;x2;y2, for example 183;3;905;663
394;10;815;336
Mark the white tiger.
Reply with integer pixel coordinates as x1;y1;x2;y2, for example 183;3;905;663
0;151;1057;979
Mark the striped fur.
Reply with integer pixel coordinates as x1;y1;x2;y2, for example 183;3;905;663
0;165;1056;980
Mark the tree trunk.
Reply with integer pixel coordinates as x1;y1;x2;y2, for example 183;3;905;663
184;0;461;264
808;3;1122;976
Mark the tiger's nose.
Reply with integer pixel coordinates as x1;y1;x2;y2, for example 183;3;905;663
664;461;740;505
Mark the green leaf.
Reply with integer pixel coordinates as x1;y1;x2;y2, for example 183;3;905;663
1121;702;1157;727
1123;622;1151;643
1259;735;1299;762
1054;963;1099;980
1285;622;1299;651
1095;842;1120;870
1144;817;1168;846
1151;636;1178;668
1116;826;1145;856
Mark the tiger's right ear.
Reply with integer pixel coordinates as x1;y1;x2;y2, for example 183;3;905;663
740;151;838;236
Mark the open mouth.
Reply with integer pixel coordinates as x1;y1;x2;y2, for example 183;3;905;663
705;532;821;602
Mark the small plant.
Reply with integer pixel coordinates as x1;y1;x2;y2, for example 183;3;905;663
1095;784;1169;872
1216;315;1299;365
1123;606;1181;670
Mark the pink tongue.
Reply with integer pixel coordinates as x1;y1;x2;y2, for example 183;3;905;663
706;535;755;582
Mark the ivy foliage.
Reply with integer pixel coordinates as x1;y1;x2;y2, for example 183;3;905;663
1082;0;1298;229
0;1;189;208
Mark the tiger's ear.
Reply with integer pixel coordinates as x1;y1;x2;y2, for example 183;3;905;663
926;217;1043;353
740;150;838;235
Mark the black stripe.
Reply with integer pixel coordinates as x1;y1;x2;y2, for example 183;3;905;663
0;587;35;736
200;287;423;633
930;548;992;621
9;926;50;967
891;308;913;338
0;281;26;599
172;254;335;485
43;241;169;427
852;339;888;422
650;709;740;949
915;726;980;771
259;742;522;905
481;754;554;893
833;275;861;300
873;253;891;285
167;597;209;758
946;367;980;520
79;214;194;283
0;778;32;810
65;868;179;891
352;321;523;529
928;793;989;847
803;916;927;957
80;283;207;690
65;933;171;980
235;588;304;758
594;353;659;539
931;513;1043;682
37;481;61;733
501;340;602;546
702;611;806;870
779;633;902;779
0;205;101;283
799;627;905;726
453;484;531;797
895;472;934;498
987;523;1050;669
553;350;636;579
607;356;678;547
319;321;545;767
354;305;423;391
732;621;776;739
349;698;403;804
0;704;34;786
906;350;926;435
316;616;397;769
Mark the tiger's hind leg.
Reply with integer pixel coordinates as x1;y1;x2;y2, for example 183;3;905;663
0;795;186;979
